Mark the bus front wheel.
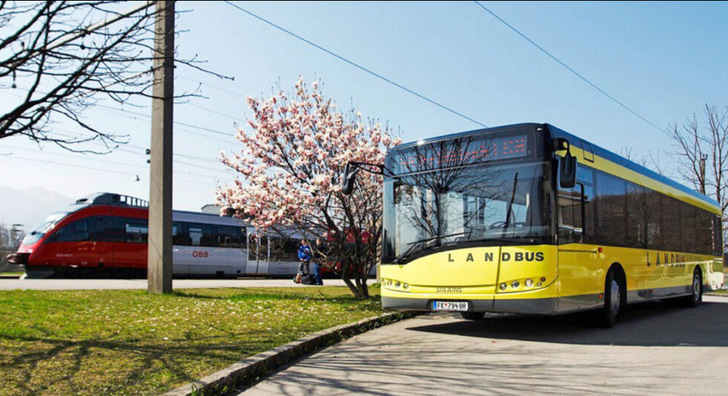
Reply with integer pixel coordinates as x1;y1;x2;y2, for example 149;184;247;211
598;269;623;328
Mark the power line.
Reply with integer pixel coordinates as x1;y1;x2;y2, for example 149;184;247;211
2;144;235;179
1;154;236;183
4;86;238;143
473;1;671;140
223;1;488;128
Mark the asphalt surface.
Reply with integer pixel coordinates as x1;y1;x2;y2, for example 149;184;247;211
0;278;348;290
237;295;728;395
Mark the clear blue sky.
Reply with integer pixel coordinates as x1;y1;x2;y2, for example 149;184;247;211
1;1;727;225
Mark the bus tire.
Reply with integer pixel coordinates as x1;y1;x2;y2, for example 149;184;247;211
598;269;623;328
461;312;485;320
680;268;703;308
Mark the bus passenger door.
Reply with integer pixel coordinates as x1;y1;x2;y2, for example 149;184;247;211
557;167;600;311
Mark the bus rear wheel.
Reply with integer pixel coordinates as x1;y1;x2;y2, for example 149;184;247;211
598;269;623;328
680;268;702;308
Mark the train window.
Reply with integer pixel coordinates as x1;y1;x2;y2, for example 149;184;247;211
188;223;213;247
216;225;245;248
107;217;126;242
269;236;299;261
51;219;90;242
125;219;148;243
87;216;112;241
172;222;191;246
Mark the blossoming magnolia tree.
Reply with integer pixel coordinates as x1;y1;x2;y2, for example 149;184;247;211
216;78;400;299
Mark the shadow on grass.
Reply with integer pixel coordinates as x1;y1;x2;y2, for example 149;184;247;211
172;289;381;309
0;332;265;396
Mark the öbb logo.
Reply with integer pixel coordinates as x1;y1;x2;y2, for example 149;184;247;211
192;251;209;258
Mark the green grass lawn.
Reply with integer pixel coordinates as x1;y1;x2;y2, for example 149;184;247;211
0;286;382;396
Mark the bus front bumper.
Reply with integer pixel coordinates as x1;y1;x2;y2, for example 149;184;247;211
382;295;561;316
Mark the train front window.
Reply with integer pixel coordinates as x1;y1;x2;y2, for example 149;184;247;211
383;162;550;262
22;212;68;245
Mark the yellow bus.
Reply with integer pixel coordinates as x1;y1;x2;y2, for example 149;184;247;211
349;123;724;327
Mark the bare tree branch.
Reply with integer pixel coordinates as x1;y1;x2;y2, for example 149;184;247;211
0;1;231;152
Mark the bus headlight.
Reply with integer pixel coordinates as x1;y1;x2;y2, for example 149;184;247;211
499;282;507;290
525;278;533;287
511;281;520;288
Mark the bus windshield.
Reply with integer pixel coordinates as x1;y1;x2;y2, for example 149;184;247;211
21;212;68;245
383;162;550;263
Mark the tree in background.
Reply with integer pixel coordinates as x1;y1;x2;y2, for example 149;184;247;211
216;78;400;299
0;1;224;152
671;104;728;243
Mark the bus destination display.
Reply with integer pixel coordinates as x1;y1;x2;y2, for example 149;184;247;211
390;134;529;174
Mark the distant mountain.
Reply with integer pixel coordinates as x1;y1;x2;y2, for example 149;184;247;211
0;186;74;230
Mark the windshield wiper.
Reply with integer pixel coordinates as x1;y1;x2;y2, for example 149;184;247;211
501;172;519;238
393;231;472;263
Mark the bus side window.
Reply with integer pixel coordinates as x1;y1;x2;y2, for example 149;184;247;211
644;190;663;250
680;205;697;253
626;182;647;248
558;166;594;244
595;171;627;247
696;209;713;255
661;196;681;251
712;215;723;256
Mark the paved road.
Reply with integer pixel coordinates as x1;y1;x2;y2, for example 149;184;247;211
0;278;347;290
239;296;728;395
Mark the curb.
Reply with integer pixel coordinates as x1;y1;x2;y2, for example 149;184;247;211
162;311;419;396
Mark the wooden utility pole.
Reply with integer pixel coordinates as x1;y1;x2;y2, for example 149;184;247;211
147;0;174;294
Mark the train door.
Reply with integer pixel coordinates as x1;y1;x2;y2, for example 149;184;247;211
246;231;269;274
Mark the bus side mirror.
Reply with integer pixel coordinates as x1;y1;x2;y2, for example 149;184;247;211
560;150;577;188
341;163;360;195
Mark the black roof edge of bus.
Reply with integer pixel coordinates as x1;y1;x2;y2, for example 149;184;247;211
545;124;720;209
391;123;544;151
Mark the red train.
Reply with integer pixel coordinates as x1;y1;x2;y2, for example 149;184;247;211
8;192;309;279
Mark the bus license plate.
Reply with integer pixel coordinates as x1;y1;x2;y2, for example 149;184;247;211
432;301;469;311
